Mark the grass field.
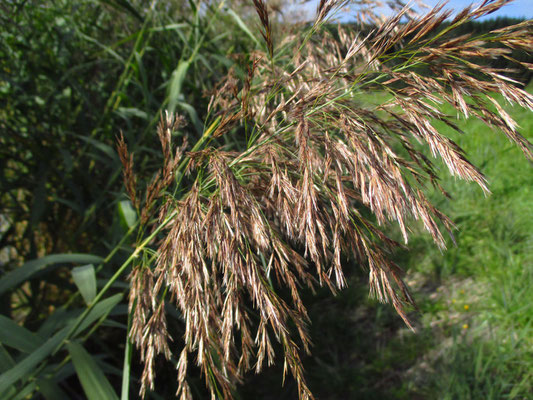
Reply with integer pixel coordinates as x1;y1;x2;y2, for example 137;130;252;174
401;95;533;399
365;93;533;399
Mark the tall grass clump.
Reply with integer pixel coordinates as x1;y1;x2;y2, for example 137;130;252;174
115;1;533;398
0;0;531;399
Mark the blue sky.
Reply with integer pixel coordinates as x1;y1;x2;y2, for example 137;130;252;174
420;0;533;19
298;0;533;21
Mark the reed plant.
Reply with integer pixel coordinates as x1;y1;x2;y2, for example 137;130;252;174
1;0;531;399
117;1;533;398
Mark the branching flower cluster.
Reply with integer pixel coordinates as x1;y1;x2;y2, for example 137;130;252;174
118;1;532;398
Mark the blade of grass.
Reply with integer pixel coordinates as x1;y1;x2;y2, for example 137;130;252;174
68;341;119;400
0;328;69;392
167;59;191;113
98;0;144;22
0;345;16;399
11;381;36;400
0;294;122;393
120;308;134;400
117;200;137;230
37;378;69;400
71;264;98;306
226;9;261;48
0;316;42;353
0;254;103;296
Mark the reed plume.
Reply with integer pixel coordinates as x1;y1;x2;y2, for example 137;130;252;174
120;1;533;398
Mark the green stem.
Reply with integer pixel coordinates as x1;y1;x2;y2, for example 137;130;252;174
51;211;175;357
121;303;134;400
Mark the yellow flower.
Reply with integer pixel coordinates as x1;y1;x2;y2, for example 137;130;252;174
463;324;469;330
464;304;469;311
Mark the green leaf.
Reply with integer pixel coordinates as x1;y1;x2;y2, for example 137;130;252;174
167;59;191;113
72;264;97;305
52;196;83;214
0;315;42;353
120;310;133;400
0;345;16;398
37;378;69;400
0;328;69;393
117;200;137;229
98;0;143;22
73;28;124;64
226;9;261;48
11;381;36;400
0;383;16;399
40;296;123;339
37;309;79;338
0;345;14;372
150;23;187;32
101;320;127;330
72;294;123;337
116;107;149;121
0;253;103;296
178;101;203;135
78;136;119;163
0;294;122;393
68;341;119;400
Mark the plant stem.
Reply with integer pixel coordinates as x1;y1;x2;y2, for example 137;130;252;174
51;211;176;357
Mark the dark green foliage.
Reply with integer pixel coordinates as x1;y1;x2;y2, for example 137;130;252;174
0;1;245;397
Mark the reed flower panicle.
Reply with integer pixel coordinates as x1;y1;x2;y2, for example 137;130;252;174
119;1;532;398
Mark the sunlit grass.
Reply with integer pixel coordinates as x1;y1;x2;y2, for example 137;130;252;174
398;96;533;399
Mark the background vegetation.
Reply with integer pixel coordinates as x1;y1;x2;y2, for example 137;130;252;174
0;0;531;399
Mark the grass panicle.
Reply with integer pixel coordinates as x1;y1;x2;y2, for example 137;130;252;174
118;1;533;399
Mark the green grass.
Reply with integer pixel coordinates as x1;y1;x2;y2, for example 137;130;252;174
393;95;533;399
